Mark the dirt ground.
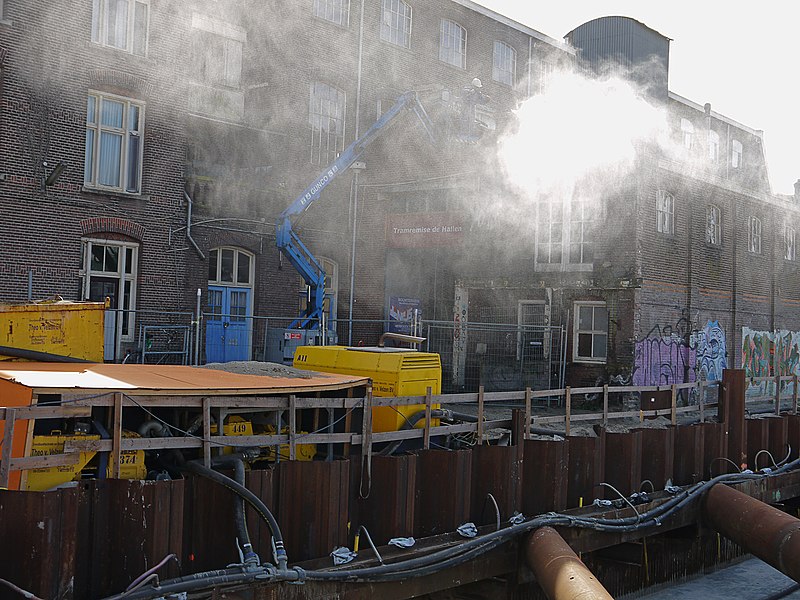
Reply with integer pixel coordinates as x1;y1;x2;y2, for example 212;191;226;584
202;360;316;379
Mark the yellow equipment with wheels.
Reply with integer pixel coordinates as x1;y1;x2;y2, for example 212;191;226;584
294;341;441;433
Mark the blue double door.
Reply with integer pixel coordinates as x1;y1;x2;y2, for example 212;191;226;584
205;286;252;363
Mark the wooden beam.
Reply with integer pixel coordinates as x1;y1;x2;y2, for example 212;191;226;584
110;393;123;479
202;397;211;468
0;408;16;489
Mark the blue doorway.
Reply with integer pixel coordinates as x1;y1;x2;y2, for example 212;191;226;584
205;285;252;363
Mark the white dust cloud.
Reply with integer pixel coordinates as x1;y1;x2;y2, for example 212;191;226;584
498;70;670;197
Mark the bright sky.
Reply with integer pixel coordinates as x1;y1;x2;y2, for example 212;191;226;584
477;1;799;195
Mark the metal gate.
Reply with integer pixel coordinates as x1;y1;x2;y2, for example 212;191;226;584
423;319;566;393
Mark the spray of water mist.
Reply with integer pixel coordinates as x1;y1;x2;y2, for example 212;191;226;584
497;69;671;214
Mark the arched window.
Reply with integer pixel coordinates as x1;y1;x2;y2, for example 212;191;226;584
656;190;674;235
785;224;796;261
492;41;516;86
748;216;762;254
380;0;411;48
706;204;721;245
309;82;346;164
313;0;349;26
439;19;466;68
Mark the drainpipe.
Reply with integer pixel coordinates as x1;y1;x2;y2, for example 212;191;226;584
348;0;366;346
183;191;206;260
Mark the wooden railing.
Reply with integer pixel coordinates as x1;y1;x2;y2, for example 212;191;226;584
1;374;798;488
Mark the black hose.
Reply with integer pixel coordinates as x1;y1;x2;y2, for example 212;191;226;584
377;409;449;456
0;345;92;363
182;461;287;568
209;455;258;564
104;455;800;596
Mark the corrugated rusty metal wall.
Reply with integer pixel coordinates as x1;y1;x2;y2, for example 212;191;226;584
4;413;800;598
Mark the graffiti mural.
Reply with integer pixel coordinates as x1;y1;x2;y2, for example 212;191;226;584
633;334;695;386
742;328;800;396
633;320;727;387
694;320;727;382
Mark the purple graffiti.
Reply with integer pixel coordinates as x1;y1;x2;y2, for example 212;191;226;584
633;335;696;386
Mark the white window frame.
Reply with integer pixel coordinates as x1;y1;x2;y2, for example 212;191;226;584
535;196;593;271
708;130;720;162
299;256;338;326
706;204;721;246
492;41;516;86
81;238;139;344
308;82;346;165
656;190;674;235
192;30;243;89
731;139;743;169
91;0;149;56
84;91;145;194
439;19;466;69
380;0;412;49
313;0;349;26
785;224;796;261
573;301;608;364
208;247;254;287
680;118;694;150
748;215;762;254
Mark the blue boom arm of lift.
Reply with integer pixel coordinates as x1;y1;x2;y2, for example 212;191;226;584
276;91;436;330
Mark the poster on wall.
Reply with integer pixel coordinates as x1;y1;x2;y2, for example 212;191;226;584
388;297;421;335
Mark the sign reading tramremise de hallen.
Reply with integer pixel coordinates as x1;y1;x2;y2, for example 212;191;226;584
386;212;465;248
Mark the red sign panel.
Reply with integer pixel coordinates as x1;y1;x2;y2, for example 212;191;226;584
386;212;465;248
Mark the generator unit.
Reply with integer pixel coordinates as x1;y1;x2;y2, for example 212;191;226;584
294;345;441;432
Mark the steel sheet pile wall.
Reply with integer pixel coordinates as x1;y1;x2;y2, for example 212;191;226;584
5;380;800;599
358;454;417;542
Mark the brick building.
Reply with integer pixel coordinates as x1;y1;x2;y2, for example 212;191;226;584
0;4;796;393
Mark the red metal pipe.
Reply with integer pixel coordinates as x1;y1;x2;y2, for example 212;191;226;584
526;526;614;600
703;483;800;581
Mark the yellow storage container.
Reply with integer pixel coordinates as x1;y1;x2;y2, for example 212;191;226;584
294;346;441;432
0;300;105;362
26;432;101;491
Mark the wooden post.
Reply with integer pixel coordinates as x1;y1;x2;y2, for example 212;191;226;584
776;374;782;416
477;386;485;445
202;397;211;468
565;386;571;437
361;385;373;460
0;408;16;489
670;384;678;426
110;392;123;479
289;395;297;461
699;381;705;423
793;375;798;414
360;385;374;498
423;387;432;450
602;384;609;426
343;388;354;456
524;387;532;441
